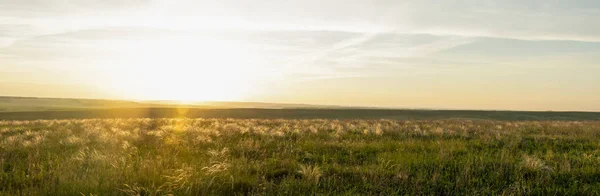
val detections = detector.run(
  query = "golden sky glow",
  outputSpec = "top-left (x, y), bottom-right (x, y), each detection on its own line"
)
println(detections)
top-left (101, 36), bottom-right (265, 101)
top-left (1, 0), bottom-right (600, 111)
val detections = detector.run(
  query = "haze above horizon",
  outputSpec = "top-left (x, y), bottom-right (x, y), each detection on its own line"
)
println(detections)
top-left (1, 0), bottom-right (599, 111)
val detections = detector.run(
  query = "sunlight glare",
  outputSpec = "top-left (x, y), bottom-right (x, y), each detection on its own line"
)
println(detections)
top-left (104, 35), bottom-right (265, 102)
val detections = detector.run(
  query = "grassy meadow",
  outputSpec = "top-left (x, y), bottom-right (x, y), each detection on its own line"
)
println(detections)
top-left (2, 118), bottom-right (600, 195)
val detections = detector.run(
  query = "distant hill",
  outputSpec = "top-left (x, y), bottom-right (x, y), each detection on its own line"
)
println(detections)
top-left (143, 100), bottom-right (362, 109)
top-left (0, 96), bottom-right (356, 112)
top-left (1, 107), bottom-right (599, 121)
top-left (0, 96), bottom-right (153, 112)
top-left (1, 97), bottom-right (599, 121)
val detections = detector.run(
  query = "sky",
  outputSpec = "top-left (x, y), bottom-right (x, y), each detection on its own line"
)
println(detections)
top-left (1, 0), bottom-right (599, 111)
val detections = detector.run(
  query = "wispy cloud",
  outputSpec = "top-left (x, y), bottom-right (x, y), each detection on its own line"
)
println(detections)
top-left (284, 33), bottom-right (378, 74)
top-left (2, 0), bottom-right (600, 48)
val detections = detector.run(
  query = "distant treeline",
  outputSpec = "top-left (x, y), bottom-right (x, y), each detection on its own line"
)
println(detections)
top-left (0, 108), bottom-right (599, 121)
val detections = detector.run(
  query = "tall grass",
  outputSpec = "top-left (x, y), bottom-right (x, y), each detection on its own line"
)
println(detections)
top-left (1, 119), bottom-right (600, 195)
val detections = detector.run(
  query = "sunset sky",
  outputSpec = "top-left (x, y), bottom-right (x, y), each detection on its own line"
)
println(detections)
top-left (1, 0), bottom-right (599, 111)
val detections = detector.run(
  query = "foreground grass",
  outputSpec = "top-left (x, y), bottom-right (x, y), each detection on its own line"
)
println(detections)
top-left (1, 119), bottom-right (600, 195)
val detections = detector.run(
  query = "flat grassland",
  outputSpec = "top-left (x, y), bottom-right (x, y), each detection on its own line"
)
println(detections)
top-left (2, 108), bottom-right (600, 121)
top-left (2, 118), bottom-right (600, 195)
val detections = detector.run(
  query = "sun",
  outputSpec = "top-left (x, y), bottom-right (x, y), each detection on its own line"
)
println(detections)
top-left (103, 35), bottom-right (265, 102)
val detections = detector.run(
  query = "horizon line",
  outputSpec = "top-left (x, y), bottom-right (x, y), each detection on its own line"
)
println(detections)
top-left (1, 95), bottom-right (599, 113)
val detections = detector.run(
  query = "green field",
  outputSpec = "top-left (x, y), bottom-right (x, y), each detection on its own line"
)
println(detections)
top-left (2, 108), bottom-right (600, 121)
top-left (2, 118), bottom-right (600, 195)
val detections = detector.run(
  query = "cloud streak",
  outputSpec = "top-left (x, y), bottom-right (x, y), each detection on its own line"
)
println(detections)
top-left (1, 0), bottom-right (600, 48)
